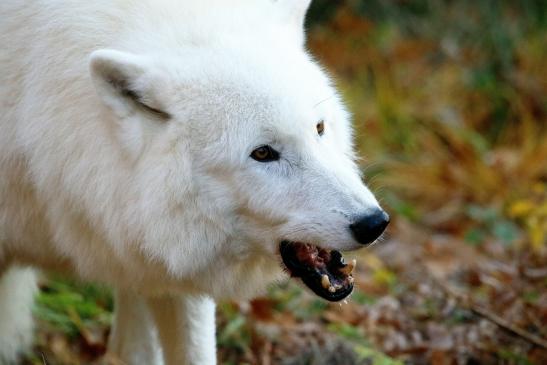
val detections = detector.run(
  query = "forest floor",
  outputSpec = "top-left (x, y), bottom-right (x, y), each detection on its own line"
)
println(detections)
top-left (24, 219), bottom-right (547, 365)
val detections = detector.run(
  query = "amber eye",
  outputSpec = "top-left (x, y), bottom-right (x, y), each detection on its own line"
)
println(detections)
top-left (250, 145), bottom-right (280, 162)
top-left (316, 120), bottom-right (325, 136)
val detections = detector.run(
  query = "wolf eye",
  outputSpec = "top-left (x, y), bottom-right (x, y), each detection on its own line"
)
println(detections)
top-left (250, 145), bottom-right (279, 162)
top-left (316, 120), bottom-right (325, 136)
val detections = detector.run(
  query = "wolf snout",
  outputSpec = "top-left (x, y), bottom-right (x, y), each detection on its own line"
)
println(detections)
top-left (349, 209), bottom-right (390, 245)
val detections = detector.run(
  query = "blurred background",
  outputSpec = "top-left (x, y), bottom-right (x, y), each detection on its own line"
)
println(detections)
top-left (25, 1), bottom-right (546, 364)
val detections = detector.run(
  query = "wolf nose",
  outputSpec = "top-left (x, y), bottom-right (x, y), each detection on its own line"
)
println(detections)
top-left (350, 209), bottom-right (390, 245)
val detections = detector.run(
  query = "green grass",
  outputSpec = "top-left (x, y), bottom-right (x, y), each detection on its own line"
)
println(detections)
top-left (33, 277), bottom-right (112, 337)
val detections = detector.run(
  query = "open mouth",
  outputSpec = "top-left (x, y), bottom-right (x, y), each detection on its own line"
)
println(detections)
top-left (279, 241), bottom-right (355, 302)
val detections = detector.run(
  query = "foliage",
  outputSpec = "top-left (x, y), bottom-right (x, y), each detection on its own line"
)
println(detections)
top-left (34, 277), bottom-right (112, 337)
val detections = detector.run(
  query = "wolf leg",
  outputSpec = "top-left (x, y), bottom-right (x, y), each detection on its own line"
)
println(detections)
top-left (0, 266), bottom-right (37, 365)
top-left (106, 289), bottom-right (162, 365)
top-left (147, 294), bottom-right (216, 365)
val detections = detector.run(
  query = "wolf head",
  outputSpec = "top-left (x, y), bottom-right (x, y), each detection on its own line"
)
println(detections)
top-left (88, 0), bottom-right (388, 300)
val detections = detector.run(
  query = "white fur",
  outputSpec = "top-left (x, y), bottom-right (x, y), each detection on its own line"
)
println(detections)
top-left (107, 290), bottom-right (163, 364)
top-left (0, 268), bottom-right (36, 364)
top-left (0, 0), bottom-right (382, 363)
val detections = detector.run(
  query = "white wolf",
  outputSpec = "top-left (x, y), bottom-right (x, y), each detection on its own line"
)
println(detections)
top-left (0, 0), bottom-right (389, 364)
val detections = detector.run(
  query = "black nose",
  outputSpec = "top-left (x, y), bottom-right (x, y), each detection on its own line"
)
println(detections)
top-left (350, 209), bottom-right (390, 245)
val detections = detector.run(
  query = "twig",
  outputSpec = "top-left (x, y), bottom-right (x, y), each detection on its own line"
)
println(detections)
top-left (470, 303), bottom-right (547, 350)
top-left (427, 270), bottom-right (547, 350)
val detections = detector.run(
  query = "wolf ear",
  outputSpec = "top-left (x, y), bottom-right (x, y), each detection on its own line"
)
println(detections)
top-left (89, 49), bottom-right (170, 120)
top-left (271, 0), bottom-right (312, 46)
top-left (273, 0), bottom-right (312, 27)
